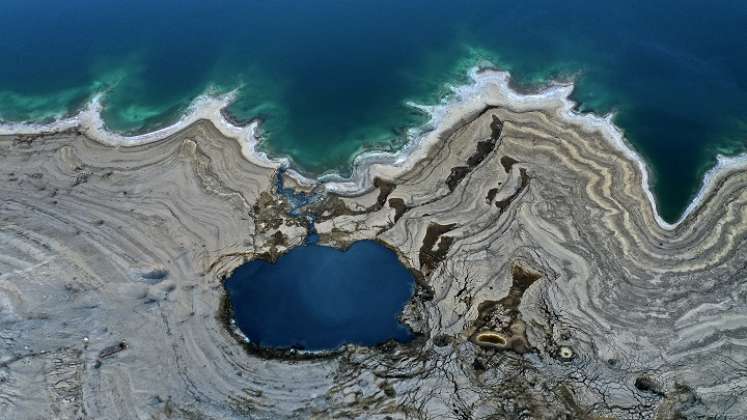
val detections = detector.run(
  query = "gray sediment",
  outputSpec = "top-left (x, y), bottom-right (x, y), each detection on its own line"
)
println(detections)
top-left (2, 88), bottom-right (747, 419)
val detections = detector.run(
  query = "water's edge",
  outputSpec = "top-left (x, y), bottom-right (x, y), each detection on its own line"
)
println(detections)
top-left (2, 66), bottom-right (744, 231)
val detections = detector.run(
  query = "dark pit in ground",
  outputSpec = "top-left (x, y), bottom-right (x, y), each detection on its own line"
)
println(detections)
top-left (224, 240), bottom-right (415, 351)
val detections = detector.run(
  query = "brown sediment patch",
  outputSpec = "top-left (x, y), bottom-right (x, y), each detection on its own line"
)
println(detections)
top-left (470, 263), bottom-right (542, 354)
top-left (387, 197), bottom-right (409, 222)
top-left (445, 115), bottom-right (503, 191)
top-left (494, 168), bottom-right (530, 213)
top-left (373, 177), bottom-right (396, 207)
top-left (475, 263), bottom-right (542, 326)
top-left (445, 166), bottom-right (470, 191)
top-left (253, 191), bottom-right (291, 230)
top-left (485, 187), bottom-right (498, 203)
top-left (306, 195), bottom-right (352, 220)
top-left (501, 264), bottom-right (542, 315)
top-left (306, 177), bottom-right (398, 222)
top-left (419, 222), bottom-right (457, 275)
top-left (500, 155), bottom-right (518, 173)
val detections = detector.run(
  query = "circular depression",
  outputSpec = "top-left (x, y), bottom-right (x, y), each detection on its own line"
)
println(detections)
top-left (224, 240), bottom-right (415, 351)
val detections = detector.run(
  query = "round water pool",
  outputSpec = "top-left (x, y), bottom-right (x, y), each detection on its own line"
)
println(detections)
top-left (224, 240), bottom-right (415, 351)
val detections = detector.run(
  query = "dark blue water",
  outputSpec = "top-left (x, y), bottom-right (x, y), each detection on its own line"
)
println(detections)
top-left (1, 0), bottom-right (746, 222)
top-left (224, 240), bottom-right (415, 350)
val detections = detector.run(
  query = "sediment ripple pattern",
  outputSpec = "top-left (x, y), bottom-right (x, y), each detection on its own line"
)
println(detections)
top-left (2, 96), bottom-right (747, 418)
top-left (0, 123), bottom-right (320, 419)
top-left (317, 106), bottom-right (747, 419)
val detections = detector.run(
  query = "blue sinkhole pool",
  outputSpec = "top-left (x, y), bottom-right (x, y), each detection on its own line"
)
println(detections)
top-left (224, 240), bottom-right (416, 351)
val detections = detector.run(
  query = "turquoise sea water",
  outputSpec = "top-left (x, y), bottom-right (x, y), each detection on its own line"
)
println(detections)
top-left (1, 0), bottom-right (746, 222)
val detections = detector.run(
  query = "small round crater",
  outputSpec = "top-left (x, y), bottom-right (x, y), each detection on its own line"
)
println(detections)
top-left (474, 331), bottom-right (508, 348)
top-left (432, 334), bottom-right (452, 347)
top-left (634, 375), bottom-right (663, 396)
top-left (558, 345), bottom-right (575, 361)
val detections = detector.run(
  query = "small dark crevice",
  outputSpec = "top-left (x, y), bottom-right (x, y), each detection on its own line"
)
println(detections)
top-left (500, 156), bottom-right (518, 173)
top-left (94, 341), bottom-right (128, 368)
top-left (634, 376), bottom-right (665, 397)
top-left (485, 188), bottom-right (498, 203)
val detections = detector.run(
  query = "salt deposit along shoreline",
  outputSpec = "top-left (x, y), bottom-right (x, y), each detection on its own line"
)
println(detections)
top-left (3, 64), bottom-right (747, 417)
top-left (2, 66), bottom-right (745, 230)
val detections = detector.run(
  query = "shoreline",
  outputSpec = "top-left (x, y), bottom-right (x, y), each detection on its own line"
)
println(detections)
top-left (4, 62), bottom-right (747, 419)
top-left (1, 66), bottom-right (745, 230)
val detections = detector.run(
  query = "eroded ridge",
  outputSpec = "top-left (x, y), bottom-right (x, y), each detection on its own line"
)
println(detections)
top-left (2, 105), bottom-right (747, 419)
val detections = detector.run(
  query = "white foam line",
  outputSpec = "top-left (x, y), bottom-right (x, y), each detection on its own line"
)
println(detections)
top-left (0, 114), bottom-right (79, 135)
top-left (322, 67), bottom-right (747, 231)
top-left (0, 90), bottom-right (318, 187)
top-left (1, 68), bottom-right (745, 230)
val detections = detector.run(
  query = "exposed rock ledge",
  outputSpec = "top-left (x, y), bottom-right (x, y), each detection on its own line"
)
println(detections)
top-left (2, 104), bottom-right (747, 419)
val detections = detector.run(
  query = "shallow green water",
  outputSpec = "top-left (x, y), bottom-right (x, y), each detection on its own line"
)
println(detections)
top-left (1, 0), bottom-right (746, 222)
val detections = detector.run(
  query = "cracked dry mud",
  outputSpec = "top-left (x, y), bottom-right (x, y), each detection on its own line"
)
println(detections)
top-left (2, 103), bottom-right (747, 419)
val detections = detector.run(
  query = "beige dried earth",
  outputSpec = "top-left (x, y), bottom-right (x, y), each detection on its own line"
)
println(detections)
top-left (2, 90), bottom-right (747, 419)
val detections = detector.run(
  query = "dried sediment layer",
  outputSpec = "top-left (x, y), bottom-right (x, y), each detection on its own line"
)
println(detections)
top-left (2, 99), bottom-right (747, 419)
top-left (317, 104), bottom-right (747, 418)
top-left (0, 122), bottom-right (311, 419)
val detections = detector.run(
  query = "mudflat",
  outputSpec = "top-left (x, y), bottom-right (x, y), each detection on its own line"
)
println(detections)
top-left (2, 88), bottom-right (747, 419)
